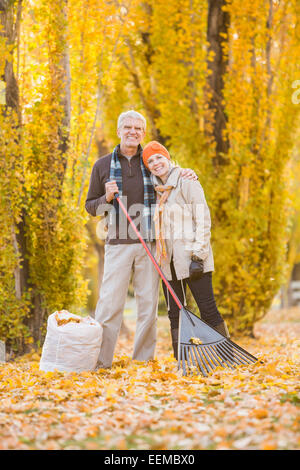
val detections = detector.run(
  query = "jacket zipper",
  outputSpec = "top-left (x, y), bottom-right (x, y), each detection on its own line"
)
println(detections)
top-left (128, 158), bottom-right (132, 176)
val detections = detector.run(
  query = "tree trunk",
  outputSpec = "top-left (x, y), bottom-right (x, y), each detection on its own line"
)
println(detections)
top-left (0, 1), bottom-right (28, 301)
top-left (206, 0), bottom-right (230, 167)
top-left (58, 0), bottom-right (71, 178)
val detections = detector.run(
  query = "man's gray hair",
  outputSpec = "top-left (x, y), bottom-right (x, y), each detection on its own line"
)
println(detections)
top-left (117, 110), bottom-right (146, 130)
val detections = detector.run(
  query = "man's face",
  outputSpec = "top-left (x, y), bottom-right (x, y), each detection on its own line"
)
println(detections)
top-left (117, 117), bottom-right (145, 150)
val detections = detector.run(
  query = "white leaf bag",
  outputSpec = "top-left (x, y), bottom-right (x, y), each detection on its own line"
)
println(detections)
top-left (39, 310), bottom-right (103, 373)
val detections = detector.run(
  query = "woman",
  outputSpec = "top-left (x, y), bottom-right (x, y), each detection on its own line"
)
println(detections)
top-left (142, 141), bottom-right (230, 359)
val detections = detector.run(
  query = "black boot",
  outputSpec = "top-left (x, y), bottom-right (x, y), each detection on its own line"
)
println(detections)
top-left (170, 328), bottom-right (179, 360)
top-left (214, 320), bottom-right (230, 338)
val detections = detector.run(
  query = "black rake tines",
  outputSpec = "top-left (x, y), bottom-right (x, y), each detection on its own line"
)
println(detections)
top-left (178, 308), bottom-right (258, 377)
top-left (179, 340), bottom-right (257, 377)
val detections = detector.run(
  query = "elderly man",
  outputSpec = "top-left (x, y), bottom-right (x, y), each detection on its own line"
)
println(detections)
top-left (85, 110), bottom-right (196, 369)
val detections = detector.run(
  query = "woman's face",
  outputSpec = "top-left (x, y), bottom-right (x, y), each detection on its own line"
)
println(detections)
top-left (147, 154), bottom-right (170, 179)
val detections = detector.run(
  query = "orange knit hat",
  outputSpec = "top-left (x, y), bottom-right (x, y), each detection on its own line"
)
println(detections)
top-left (142, 141), bottom-right (170, 168)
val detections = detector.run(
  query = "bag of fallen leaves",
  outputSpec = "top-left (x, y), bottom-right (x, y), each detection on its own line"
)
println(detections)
top-left (39, 310), bottom-right (103, 373)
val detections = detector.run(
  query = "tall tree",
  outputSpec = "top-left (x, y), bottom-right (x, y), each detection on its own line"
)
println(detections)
top-left (23, 0), bottom-right (72, 343)
top-left (0, 0), bottom-right (88, 352)
top-left (206, 0), bottom-right (300, 333)
top-left (0, 0), bottom-right (29, 351)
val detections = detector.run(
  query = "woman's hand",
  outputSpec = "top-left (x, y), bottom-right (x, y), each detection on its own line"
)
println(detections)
top-left (189, 256), bottom-right (204, 281)
top-left (181, 168), bottom-right (198, 180)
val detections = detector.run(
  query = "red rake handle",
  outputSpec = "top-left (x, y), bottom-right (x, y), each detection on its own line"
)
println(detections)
top-left (115, 194), bottom-right (183, 311)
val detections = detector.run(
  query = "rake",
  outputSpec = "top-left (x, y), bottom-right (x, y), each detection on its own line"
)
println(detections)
top-left (177, 307), bottom-right (258, 376)
top-left (115, 193), bottom-right (258, 376)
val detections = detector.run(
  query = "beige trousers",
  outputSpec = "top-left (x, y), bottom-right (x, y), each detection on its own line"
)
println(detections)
top-left (95, 243), bottom-right (160, 368)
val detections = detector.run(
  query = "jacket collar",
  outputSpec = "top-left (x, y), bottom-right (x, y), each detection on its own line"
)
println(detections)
top-left (117, 143), bottom-right (142, 159)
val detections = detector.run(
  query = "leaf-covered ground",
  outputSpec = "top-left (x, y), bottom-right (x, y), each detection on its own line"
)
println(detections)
top-left (0, 308), bottom-right (299, 450)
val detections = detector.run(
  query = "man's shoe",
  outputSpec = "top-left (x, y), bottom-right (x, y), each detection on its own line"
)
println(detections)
top-left (94, 362), bottom-right (111, 371)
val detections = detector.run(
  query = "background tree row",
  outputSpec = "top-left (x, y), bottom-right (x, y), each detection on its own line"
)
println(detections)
top-left (0, 0), bottom-right (300, 354)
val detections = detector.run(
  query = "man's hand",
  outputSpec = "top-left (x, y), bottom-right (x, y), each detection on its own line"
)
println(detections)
top-left (105, 180), bottom-right (119, 203)
top-left (181, 168), bottom-right (198, 180)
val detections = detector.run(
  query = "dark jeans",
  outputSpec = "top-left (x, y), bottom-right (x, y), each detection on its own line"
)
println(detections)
top-left (162, 259), bottom-right (223, 330)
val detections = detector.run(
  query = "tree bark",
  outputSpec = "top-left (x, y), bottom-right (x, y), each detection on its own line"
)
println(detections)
top-left (206, 0), bottom-right (230, 166)
top-left (0, 1), bottom-right (28, 300)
